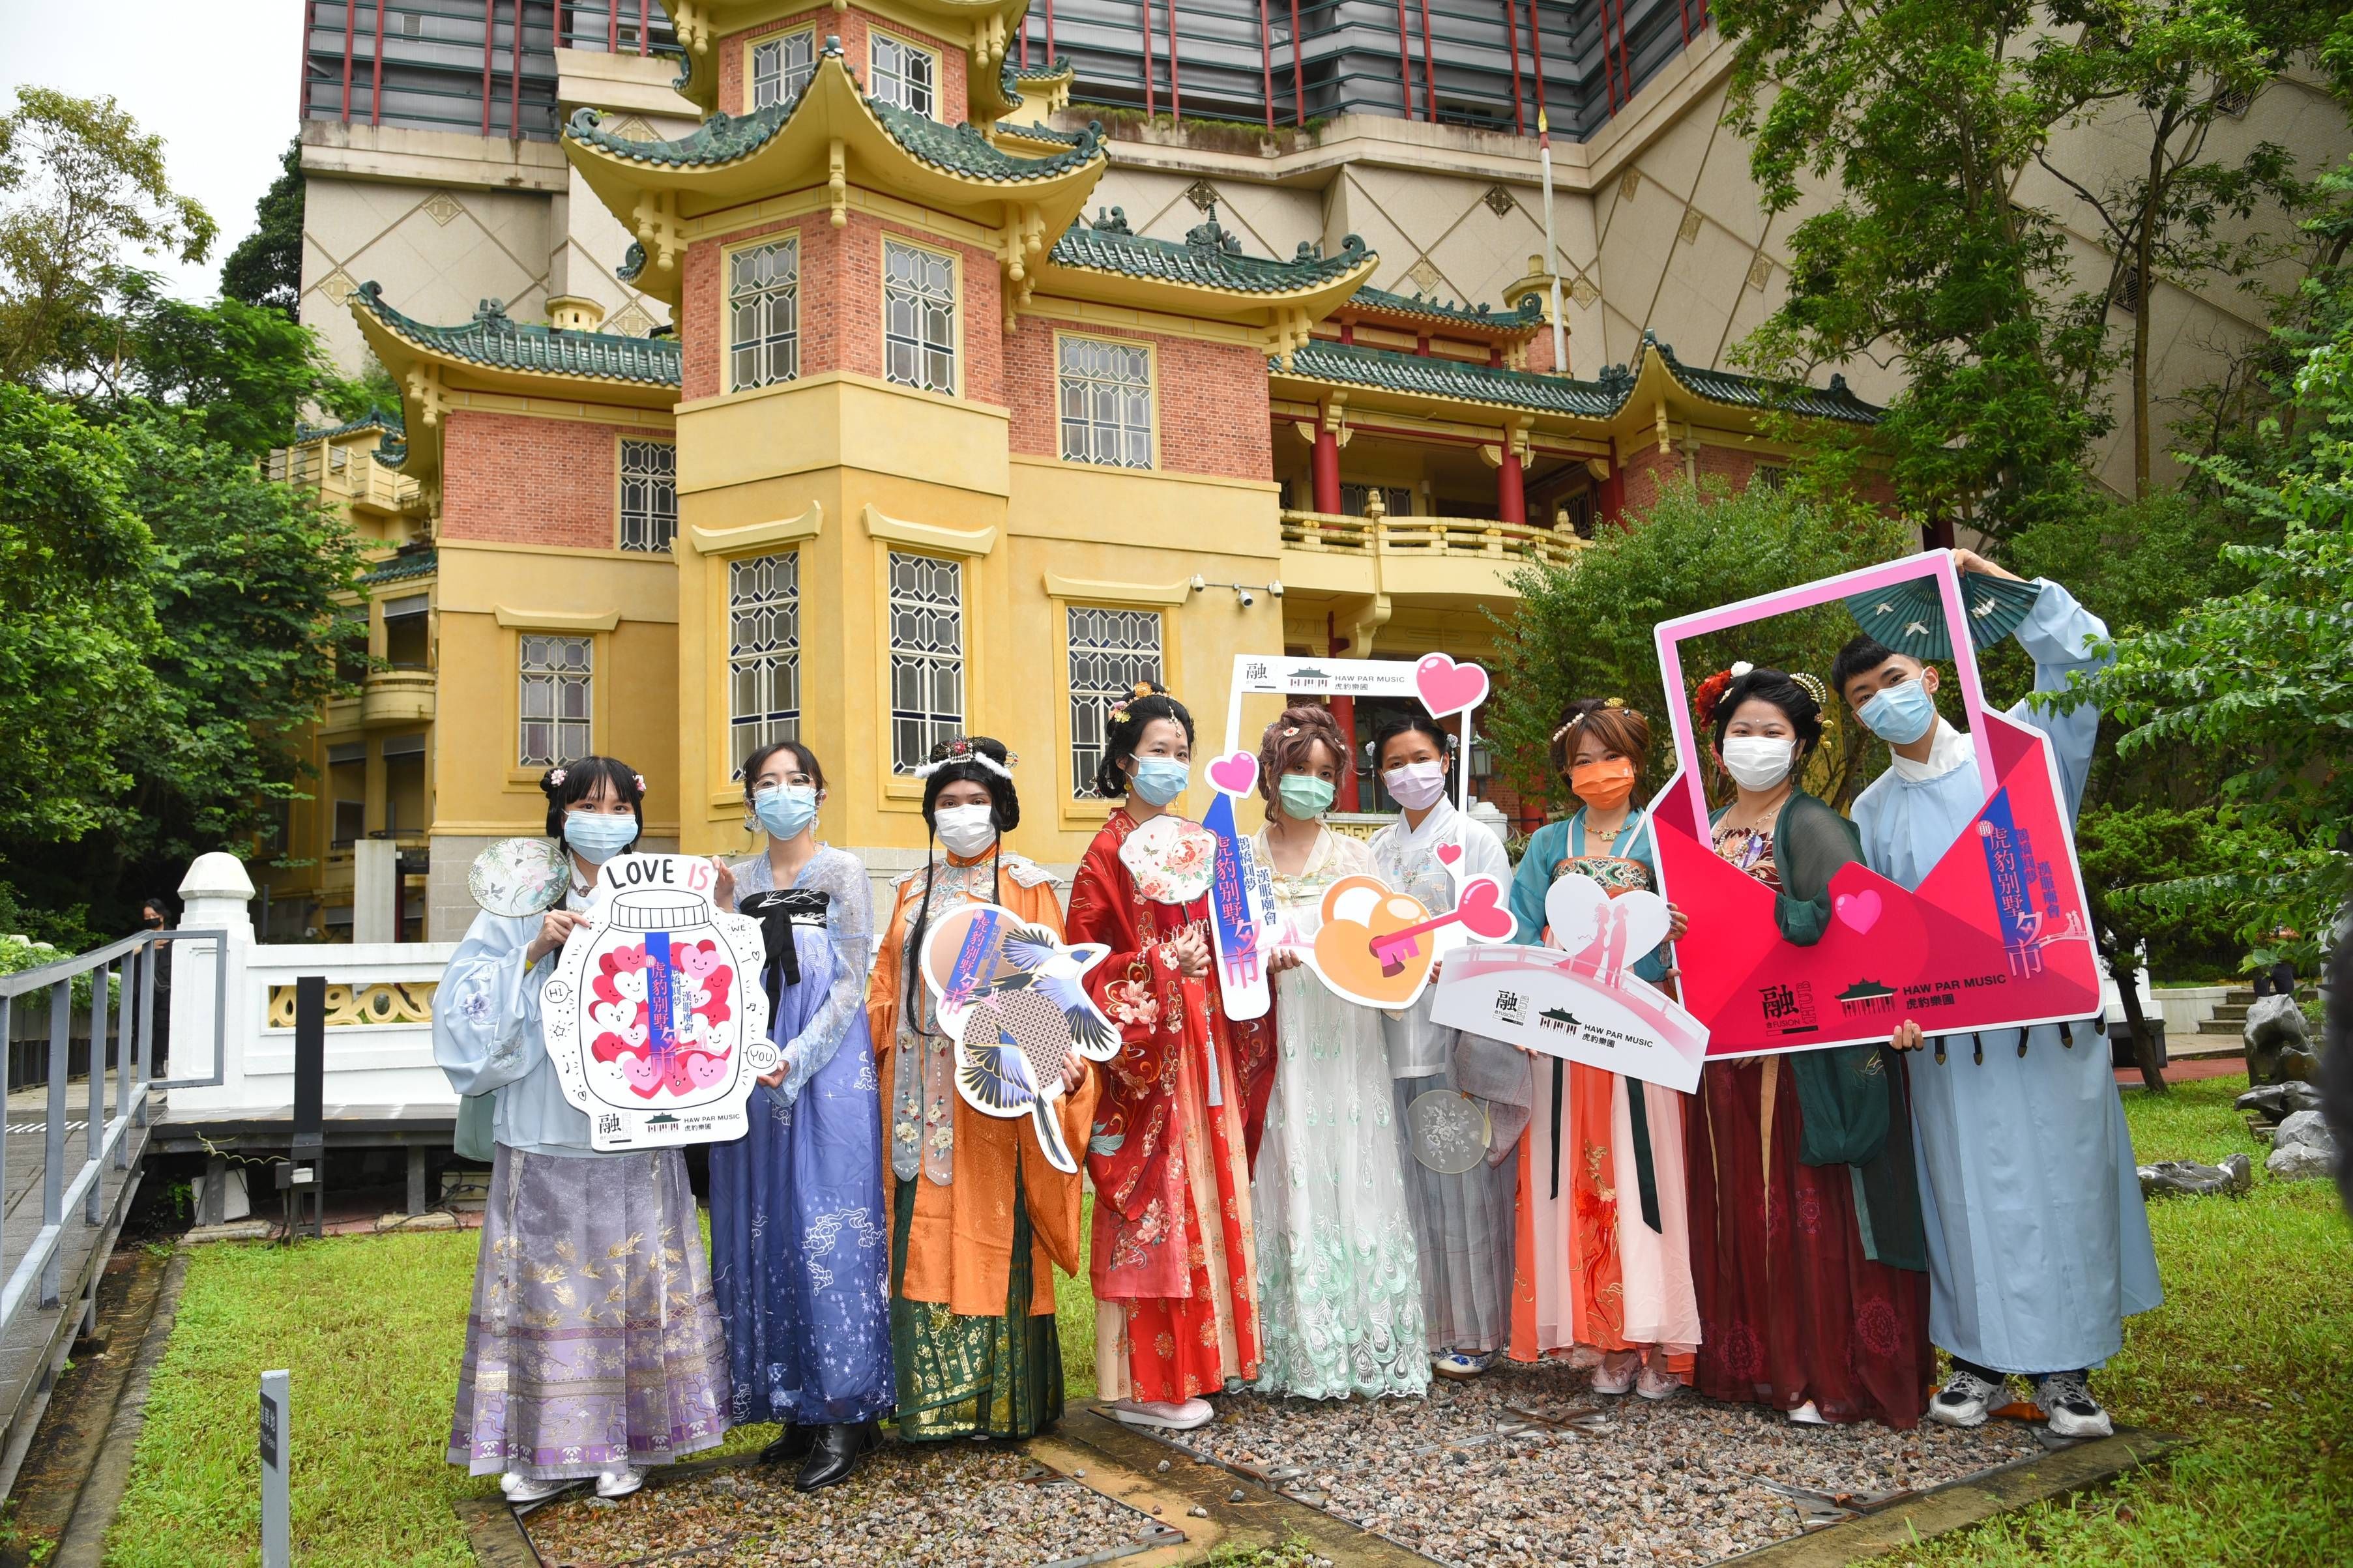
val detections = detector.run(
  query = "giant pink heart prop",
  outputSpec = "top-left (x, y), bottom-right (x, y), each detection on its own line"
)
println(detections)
top-left (1834, 889), bottom-right (1883, 935)
top-left (1543, 876), bottom-right (1671, 968)
top-left (1206, 751), bottom-right (1259, 797)
top-left (1414, 654), bottom-right (1490, 718)
top-left (1455, 876), bottom-right (1517, 940)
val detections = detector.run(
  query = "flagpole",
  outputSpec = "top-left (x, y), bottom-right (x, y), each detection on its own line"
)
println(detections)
top-left (1538, 108), bottom-right (1566, 373)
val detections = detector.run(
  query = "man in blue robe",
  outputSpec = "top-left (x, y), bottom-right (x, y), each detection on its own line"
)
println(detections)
top-left (1832, 550), bottom-right (2161, 1439)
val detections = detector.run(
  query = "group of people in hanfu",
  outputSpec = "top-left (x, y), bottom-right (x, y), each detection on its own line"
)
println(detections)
top-left (433, 548), bottom-right (2159, 1505)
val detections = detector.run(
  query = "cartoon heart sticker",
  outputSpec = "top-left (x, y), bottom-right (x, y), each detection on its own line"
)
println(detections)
top-left (1414, 654), bottom-right (1490, 718)
top-left (1834, 889), bottom-right (1883, 935)
top-left (1205, 751), bottom-right (1259, 797)
top-left (1435, 842), bottom-right (1463, 866)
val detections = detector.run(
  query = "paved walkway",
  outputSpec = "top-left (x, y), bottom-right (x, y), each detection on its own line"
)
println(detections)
top-left (2116, 1055), bottom-right (2244, 1086)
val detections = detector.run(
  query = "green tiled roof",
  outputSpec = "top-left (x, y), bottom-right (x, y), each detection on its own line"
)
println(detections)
top-left (295, 408), bottom-right (404, 443)
top-left (374, 436), bottom-right (408, 467)
top-left (1281, 340), bottom-right (1621, 415)
top-left (355, 283), bottom-right (682, 388)
top-left (1348, 285), bottom-right (1542, 330)
top-left (1051, 214), bottom-right (1371, 293)
top-left (1001, 54), bottom-right (1074, 94)
top-left (362, 547), bottom-right (437, 586)
top-left (1637, 333), bottom-right (1881, 424)
top-left (565, 40), bottom-right (1102, 184)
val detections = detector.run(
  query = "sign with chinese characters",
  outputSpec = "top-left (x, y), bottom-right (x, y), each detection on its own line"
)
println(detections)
top-left (1433, 873), bottom-right (1710, 1092)
top-left (1212, 652), bottom-right (1515, 1012)
top-left (919, 904), bottom-right (1120, 1174)
top-left (542, 854), bottom-right (778, 1151)
top-left (1651, 551), bottom-right (2103, 1058)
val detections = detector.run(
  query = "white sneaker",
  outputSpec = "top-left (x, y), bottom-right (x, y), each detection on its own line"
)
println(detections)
top-left (1431, 1351), bottom-right (1495, 1380)
top-left (1787, 1399), bottom-right (1830, 1426)
top-left (1928, 1368), bottom-right (2005, 1429)
top-left (1635, 1365), bottom-right (1680, 1401)
top-left (500, 1471), bottom-right (573, 1504)
top-left (1590, 1352), bottom-right (1641, 1397)
top-left (595, 1467), bottom-right (645, 1499)
top-left (1110, 1396), bottom-right (1215, 1431)
top-left (2035, 1372), bottom-right (2114, 1439)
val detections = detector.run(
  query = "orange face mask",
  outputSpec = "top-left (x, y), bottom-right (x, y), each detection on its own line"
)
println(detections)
top-left (1570, 757), bottom-right (1637, 811)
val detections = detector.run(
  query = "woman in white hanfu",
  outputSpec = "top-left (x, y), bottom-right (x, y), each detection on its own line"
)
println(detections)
top-left (1249, 704), bottom-right (1428, 1401)
top-left (1364, 710), bottom-right (1527, 1379)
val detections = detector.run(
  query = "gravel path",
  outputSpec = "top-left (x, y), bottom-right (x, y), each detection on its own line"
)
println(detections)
top-left (1157, 1362), bottom-right (2046, 1567)
top-left (523, 1443), bottom-right (1177, 1567)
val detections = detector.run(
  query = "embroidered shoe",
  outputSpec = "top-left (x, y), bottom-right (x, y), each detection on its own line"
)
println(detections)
top-left (1927, 1369), bottom-right (2005, 1429)
top-left (1635, 1364), bottom-right (1681, 1401)
top-left (1431, 1351), bottom-right (1496, 1380)
top-left (1110, 1397), bottom-right (1215, 1431)
top-left (2034, 1372), bottom-right (2114, 1439)
top-left (595, 1467), bottom-right (645, 1500)
top-left (499, 1471), bottom-right (575, 1505)
top-left (1590, 1352), bottom-right (1641, 1397)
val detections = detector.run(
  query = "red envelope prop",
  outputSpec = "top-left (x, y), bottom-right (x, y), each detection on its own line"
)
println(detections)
top-left (1653, 551), bottom-right (2103, 1058)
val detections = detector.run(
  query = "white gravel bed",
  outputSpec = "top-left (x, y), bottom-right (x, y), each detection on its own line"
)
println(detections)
top-left (1158, 1361), bottom-right (2047, 1566)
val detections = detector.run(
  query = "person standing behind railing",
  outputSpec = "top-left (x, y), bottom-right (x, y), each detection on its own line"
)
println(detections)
top-left (433, 757), bottom-right (732, 1506)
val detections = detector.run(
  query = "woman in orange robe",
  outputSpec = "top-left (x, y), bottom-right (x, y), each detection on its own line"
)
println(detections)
top-left (867, 736), bottom-right (1099, 1442)
top-left (1068, 684), bottom-right (1268, 1432)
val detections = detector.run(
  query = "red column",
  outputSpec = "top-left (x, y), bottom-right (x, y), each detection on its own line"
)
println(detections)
top-left (1311, 424), bottom-right (1341, 513)
top-left (1596, 465), bottom-right (1628, 527)
top-left (1329, 625), bottom-right (1360, 810)
top-left (1498, 445), bottom-right (1527, 524)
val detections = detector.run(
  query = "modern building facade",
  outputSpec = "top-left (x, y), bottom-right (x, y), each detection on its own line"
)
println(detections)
top-left (267, 1), bottom-right (2339, 940)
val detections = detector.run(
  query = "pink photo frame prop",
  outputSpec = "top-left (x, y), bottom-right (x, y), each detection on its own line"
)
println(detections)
top-left (1652, 550), bottom-right (2103, 1058)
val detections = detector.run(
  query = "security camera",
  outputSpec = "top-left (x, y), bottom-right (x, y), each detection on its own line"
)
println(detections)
top-left (1190, 575), bottom-right (1207, 593)
top-left (1238, 588), bottom-right (1256, 607)
top-left (1268, 580), bottom-right (1285, 598)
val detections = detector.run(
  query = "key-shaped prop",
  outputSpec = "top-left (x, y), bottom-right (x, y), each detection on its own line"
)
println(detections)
top-left (1367, 875), bottom-right (1517, 973)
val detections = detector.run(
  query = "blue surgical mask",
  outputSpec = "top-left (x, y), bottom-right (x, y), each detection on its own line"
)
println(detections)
top-left (1858, 679), bottom-right (1937, 746)
top-left (563, 810), bottom-right (637, 864)
top-left (1277, 774), bottom-right (1336, 820)
top-left (753, 783), bottom-right (819, 841)
top-left (1128, 755), bottom-right (1190, 807)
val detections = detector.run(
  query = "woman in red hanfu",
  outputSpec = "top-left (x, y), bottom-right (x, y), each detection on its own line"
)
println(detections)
top-left (1066, 682), bottom-right (1272, 1432)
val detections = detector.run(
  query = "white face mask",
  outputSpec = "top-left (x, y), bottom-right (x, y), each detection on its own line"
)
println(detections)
top-left (934, 804), bottom-right (998, 858)
top-left (1721, 735), bottom-right (1797, 791)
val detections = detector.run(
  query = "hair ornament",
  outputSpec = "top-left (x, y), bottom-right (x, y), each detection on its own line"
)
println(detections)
top-left (1105, 682), bottom-right (1156, 721)
top-left (910, 736), bottom-right (1017, 779)
top-left (546, 767), bottom-right (567, 787)
top-left (1281, 725), bottom-right (1300, 737)
top-left (633, 773), bottom-right (647, 792)
top-left (1731, 660), bottom-right (1755, 678)
top-left (1693, 668), bottom-right (1738, 728)
top-left (1790, 672), bottom-right (1830, 710)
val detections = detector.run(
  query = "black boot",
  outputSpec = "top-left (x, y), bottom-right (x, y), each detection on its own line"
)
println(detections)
top-left (759, 1423), bottom-right (814, 1466)
top-left (793, 1420), bottom-right (878, 1492)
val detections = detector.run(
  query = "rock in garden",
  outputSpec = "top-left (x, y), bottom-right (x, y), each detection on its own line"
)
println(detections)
top-left (2235, 1082), bottom-right (2324, 1122)
top-left (2137, 1155), bottom-right (2253, 1197)
top-left (2245, 995), bottom-right (2318, 1084)
top-left (2274, 1110), bottom-right (2337, 1152)
top-left (2266, 1140), bottom-right (2336, 1181)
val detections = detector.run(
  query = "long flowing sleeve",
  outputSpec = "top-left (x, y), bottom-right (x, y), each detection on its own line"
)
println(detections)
top-left (868, 877), bottom-right (911, 1060)
top-left (773, 848), bottom-right (876, 1106)
top-left (433, 909), bottom-right (549, 1096)
top-left (1769, 794), bottom-right (1864, 948)
top-left (1510, 820), bottom-right (1571, 940)
top-left (2005, 577), bottom-right (2109, 822)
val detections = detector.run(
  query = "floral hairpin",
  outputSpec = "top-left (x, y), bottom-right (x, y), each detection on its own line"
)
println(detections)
top-left (1105, 681), bottom-right (1156, 722)
top-left (633, 772), bottom-right (648, 792)
top-left (547, 766), bottom-right (567, 787)
top-left (911, 736), bottom-right (1018, 779)
top-left (1693, 667), bottom-right (1739, 727)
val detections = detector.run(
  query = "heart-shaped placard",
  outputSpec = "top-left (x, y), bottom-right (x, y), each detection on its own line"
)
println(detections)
top-left (1414, 653), bottom-right (1490, 718)
top-left (1543, 875), bottom-right (1671, 973)
top-left (1834, 889), bottom-right (1883, 935)
top-left (1205, 751), bottom-right (1259, 797)
top-left (1455, 876), bottom-right (1517, 940)
top-left (1435, 841), bottom-right (1463, 866)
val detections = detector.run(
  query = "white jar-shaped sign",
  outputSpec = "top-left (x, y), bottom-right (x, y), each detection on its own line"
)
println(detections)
top-left (543, 854), bottom-right (777, 1150)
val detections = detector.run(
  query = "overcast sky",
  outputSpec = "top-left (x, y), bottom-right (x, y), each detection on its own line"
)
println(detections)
top-left (0, 1), bottom-right (299, 301)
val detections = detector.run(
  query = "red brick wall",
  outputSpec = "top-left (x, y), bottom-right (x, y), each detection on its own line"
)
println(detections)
top-left (1617, 441), bottom-right (1683, 515)
top-left (682, 212), bottom-right (1004, 403)
top-left (718, 9), bottom-right (967, 119)
top-left (441, 411), bottom-right (629, 549)
top-left (1004, 319), bottom-right (1270, 480)
top-left (1521, 324), bottom-right (1562, 375)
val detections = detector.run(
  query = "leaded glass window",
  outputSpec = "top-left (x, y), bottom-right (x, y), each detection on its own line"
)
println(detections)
top-left (729, 239), bottom-right (798, 390)
top-left (870, 35), bottom-right (935, 118)
top-left (888, 551), bottom-right (963, 773)
top-left (729, 551), bottom-right (800, 768)
top-left (1067, 607), bottom-right (1163, 794)
top-left (750, 30), bottom-right (815, 109)
top-left (883, 240), bottom-right (956, 394)
top-left (519, 634), bottom-right (592, 768)
top-left (1058, 337), bottom-right (1153, 468)
top-left (618, 439), bottom-right (676, 552)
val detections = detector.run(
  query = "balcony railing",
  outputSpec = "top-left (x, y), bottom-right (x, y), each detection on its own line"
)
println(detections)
top-left (268, 446), bottom-right (424, 515)
top-left (359, 668), bottom-right (436, 729)
top-left (1280, 509), bottom-right (1587, 570)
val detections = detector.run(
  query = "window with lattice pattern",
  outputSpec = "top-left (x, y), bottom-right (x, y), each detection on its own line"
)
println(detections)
top-left (888, 551), bottom-right (963, 773)
top-left (729, 551), bottom-right (800, 770)
top-left (519, 634), bottom-right (592, 768)
top-left (883, 241), bottom-right (956, 394)
top-left (1067, 607), bottom-right (1163, 794)
top-left (730, 239), bottom-right (799, 390)
top-left (871, 35), bottom-right (935, 117)
top-left (1058, 338), bottom-right (1152, 468)
top-left (619, 439), bottom-right (676, 552)
top-left (751, 30), bottom-right (816, 109)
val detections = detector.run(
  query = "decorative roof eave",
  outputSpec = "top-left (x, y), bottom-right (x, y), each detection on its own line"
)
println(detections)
top-left (564, 49), bottom-right (1107, 305)
top-left (1626, 331), bottom-right (1883, 428)
top-left (1340, 285), bottom-right (1543, 341)
top-left (293, 408), bottom-right (405, 444)
top-left (993, 55), bottom-right (1074, 123)
top-left (1032, 224), bottom-right (1379, 340)
top-left (668, 0), bottom-right (1036, 116)
top-left (1271, 341), bottom-right (1622, 431)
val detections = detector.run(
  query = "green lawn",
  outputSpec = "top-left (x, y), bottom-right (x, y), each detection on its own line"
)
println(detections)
top-left (106, 1080), bottom-right (2351, 1566)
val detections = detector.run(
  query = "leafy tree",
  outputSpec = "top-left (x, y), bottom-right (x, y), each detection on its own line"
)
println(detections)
top-left (219, 138), bottom-right (303, 320)
top-left (0, 88), bottom-right (214, 387)
top-left (103, 271), bottom-right (355, 456)
top-left (1486, 480), bottom-right (1913, 813)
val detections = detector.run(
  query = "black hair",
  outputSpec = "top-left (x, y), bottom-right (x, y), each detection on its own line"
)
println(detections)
top-left (739, 739), bottom-right (828, 799)
top-left (1710, 668), bottom-right (1824, 759)
top-left (1370, 710), bottom-right (1454, 776)
top-left (1831, 635), bottom-right (1906, 703)
top-left (540, 755), bottom-right (646, 847)
top-left (904, 736), bottom-right (1017, 1013)
top-left (1090, 682), bottom-right (1195, 799)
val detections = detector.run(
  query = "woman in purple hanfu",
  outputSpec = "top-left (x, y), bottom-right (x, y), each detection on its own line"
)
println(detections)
top-left (709, 739), bottom-right (894, 1492)
top-left (434, 757), bottom-right (731, 1506)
